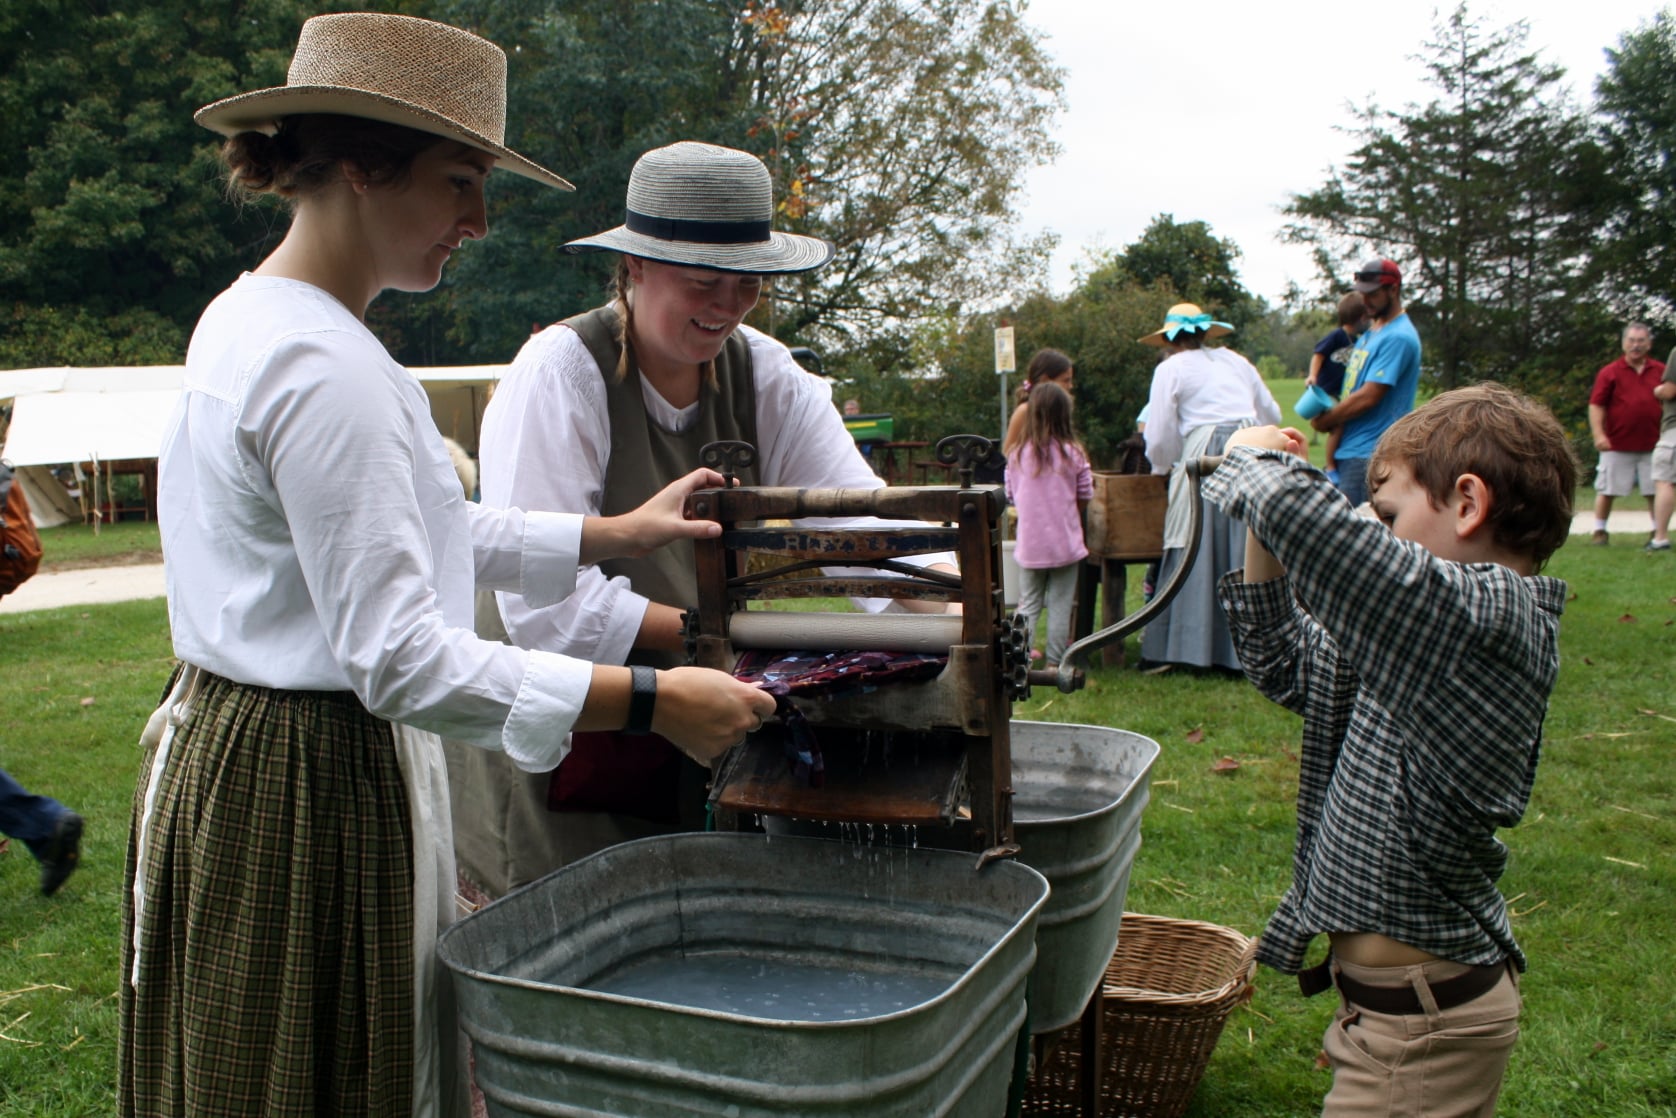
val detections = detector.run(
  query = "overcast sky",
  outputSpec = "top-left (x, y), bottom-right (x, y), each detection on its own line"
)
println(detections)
top-left (1014, 0), bottom-right (1666, 305)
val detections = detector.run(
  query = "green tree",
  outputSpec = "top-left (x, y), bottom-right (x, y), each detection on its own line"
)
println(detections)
top-left (1110, 215), bottom-right (1259, 331)
top-left (0, 0), bottom-right (1061, 379)
top-left (745, 1), bottom-right (1062, 353)
top-left (862, 262), bottom-right (1186, 471)
top-left (0, 0), bottom-right (416, 366)
top-left (1282, 4), bottom-right (1597, 391)
top-left (429, 0), bottom-right (1063, 368)
top-left (1240, 304), bottom-right (1329, 378)
top-left (419, 0), bottom-right (755, 362)
top-left (0, 305), bottom-right (184, 368)
top-left (1591, 9), bottom-right (1676, 322)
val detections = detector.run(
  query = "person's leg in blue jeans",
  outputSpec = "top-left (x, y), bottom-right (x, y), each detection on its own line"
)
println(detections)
top-left (0, 767), bottom-right (83, 895)
top-left (1336, 458), bottom-right (1370, 507)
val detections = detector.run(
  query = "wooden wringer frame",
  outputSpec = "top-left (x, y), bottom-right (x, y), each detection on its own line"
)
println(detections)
top-left (683, 435), bottom-right (1071, 859)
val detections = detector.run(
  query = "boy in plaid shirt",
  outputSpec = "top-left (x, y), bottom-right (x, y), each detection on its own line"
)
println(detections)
top-left (1203, 383), bottom-right (1576, 1116)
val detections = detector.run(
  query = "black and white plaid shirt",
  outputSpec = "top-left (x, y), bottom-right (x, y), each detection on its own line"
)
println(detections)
top-left (1204, 448), bottom-right (1566, 974)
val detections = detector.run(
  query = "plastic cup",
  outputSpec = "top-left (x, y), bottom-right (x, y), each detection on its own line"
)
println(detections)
top-left (1294, 383), bottom-right (1334, 420)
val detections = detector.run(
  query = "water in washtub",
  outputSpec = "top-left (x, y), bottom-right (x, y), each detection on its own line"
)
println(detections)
top-left (587, 820), bottom-right (944, 1022)
top-left (588, 951), bottom-right (952, 1022)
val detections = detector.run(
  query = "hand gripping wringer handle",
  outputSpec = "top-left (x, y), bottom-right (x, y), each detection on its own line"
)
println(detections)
top-left (1051, 455), bottom-right (1224, 690)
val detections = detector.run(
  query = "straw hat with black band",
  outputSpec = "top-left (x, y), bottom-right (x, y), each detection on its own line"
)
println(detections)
top-left (195, 12), bottom-right (572, 191)
top-left (565, 142), bottom-right (833, 274)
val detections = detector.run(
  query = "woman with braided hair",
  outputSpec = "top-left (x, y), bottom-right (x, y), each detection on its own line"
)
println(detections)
top-left (450, 141), bottom-right (955, 899)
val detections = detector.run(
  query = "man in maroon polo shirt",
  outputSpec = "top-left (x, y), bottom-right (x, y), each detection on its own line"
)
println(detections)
top-left (1587, 322), bottom-right (1665, 545)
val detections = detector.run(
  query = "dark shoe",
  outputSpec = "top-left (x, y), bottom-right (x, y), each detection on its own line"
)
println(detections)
top-left (1590, 529), bottom-right (1609, 546)
top-left (1647, 539), bottom-right (1672, 552)
top-left (40, 812), bottom-right (83, 896)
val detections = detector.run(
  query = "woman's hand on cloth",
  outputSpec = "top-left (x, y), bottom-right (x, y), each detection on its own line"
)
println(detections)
top-left (1223, 425), bottom-right (1308, 459)
top-left (579, 467), bottom-right (727, 564)
top-left (654, 667), bottom-right (779, 766)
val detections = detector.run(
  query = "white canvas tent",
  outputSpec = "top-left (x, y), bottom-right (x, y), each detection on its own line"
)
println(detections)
top-left (2, 389), bottom-right (183, 467)
top-left (1, 364), bottom-right (505, 525)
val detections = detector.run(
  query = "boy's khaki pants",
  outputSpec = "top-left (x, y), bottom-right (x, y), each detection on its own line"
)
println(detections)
top-left (1322, 957), bottom-right (1520, 1117)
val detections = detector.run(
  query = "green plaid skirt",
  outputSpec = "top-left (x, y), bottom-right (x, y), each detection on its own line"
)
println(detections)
top-left (120, 670), bottom-right (415, 1117)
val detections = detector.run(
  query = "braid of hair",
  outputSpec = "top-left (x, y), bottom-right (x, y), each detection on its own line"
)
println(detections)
top-left (611, 258), bottom-right (634, 380)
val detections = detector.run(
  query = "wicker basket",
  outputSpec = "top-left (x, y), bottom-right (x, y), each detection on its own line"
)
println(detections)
top-left (1023, 913), bottom-right (1257, 1118)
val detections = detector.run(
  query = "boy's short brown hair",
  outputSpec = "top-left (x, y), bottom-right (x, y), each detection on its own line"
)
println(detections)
top-left (1337, 292), bottom-right (1367, 327)
top-left (1368, 382), bottom-right (1576, 569)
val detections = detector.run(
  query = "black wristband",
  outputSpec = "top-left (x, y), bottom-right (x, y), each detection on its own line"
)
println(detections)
top-left (625, 665), bottom-right (657, 735)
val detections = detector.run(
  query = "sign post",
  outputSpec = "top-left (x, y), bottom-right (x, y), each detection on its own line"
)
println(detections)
top-left (994, 325), bottom-right (1016, 447)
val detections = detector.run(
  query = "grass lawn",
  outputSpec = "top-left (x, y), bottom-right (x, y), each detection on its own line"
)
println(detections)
top-left (33, 521), bottom-right (162, 572)
top-left (3, 457), bottom-right (1672, 1113)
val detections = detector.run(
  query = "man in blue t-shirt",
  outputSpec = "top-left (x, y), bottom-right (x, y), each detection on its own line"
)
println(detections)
top-left (1309, 258), bottom-right (1422, 506)
top-left (1307, 292), bottom-right (1370, 484)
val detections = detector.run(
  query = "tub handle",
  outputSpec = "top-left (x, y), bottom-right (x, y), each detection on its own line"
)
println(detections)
top-left (976, 841), bottom-right (1022, 870)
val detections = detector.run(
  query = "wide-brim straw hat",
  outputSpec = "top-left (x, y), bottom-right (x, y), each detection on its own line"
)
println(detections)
top-left (565, 142), bottom-right (833, 274)
top-left (194, 12), bottom-right (572, 190)
top-left (1138, 302), bottom-right (1234, 347)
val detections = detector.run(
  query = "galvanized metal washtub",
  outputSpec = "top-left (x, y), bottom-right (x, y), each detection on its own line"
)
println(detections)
top-left (910, 722), bottom-right (1158, 1034)
top-left (1007, 722), bottom-right (1158, 1034)
top-left (765, 721), bottom-right (1158, 1036)
top-left (438, 832), bottom-right (1050, 1117)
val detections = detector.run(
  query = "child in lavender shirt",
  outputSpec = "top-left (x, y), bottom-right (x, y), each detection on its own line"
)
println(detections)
top-left (1005, 381), bottom-right (1093, 666)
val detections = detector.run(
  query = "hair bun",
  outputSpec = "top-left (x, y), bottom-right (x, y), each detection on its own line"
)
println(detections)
top-left (223, 130), bottom-right (288, 195)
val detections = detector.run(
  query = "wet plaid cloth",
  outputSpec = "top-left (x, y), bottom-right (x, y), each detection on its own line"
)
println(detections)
top-left (732, 649), bottom-right (947, 786)
top-left (1205, 448), bottom-right (1566, 974)
top-left (120, 671), bottom-right (415, 1117)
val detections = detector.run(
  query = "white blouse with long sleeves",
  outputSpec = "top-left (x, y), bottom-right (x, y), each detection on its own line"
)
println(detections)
top-left (480, 317), bottom-right (933, 663)
top-left (1144, 346), bottom-right (1282, 475)
top-left (160, 274), bottom-right (592, 772)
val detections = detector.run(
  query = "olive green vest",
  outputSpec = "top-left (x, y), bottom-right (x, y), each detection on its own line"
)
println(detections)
top-left (563, 305), bottom-right (759, 664)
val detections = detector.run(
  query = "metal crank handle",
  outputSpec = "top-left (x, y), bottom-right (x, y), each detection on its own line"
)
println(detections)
top-left (1053, 453), bottom-right (1223, 688)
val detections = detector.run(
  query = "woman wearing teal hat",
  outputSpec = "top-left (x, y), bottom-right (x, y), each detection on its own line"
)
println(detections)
top-left (1139, 303), bottom-right (1281, 670)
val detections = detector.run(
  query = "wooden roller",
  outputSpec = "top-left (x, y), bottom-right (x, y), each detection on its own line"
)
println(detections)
top-left (727, 611), bottom-right (964, 654)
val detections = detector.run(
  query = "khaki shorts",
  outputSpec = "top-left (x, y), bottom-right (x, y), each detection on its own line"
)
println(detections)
top-left (1595, 449), bottom-right (1654, 497)
top-left (1654, 432), bottom-right (1676, 485)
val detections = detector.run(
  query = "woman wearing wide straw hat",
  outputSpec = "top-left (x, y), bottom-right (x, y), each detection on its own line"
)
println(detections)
top-left (121, 18), bottom-right (773, 1118)
top-left (448, 141), bottom-right (955, 898)
top-left (1138, 303), bottom-right (1281, 671)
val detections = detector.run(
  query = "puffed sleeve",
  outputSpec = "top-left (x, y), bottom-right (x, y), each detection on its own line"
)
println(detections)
top-left (479, 325), bottom-right (652, 664)
top-left (242, 330), bottom-right (593, 769)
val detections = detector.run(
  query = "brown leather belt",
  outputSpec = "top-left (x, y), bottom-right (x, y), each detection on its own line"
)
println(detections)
top-left (1300, 958), bottom-right (1508, 1015)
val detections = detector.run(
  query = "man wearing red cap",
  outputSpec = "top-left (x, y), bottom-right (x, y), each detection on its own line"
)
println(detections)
top-left (1308, 259), bottom-right (1422, 506)
top-left (1586, 323), bottom-right (1664, 546)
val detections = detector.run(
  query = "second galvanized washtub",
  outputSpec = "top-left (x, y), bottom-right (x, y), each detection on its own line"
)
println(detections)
top-left (438, 832), bottom-right (1049, 1117)
top-left (1008, 722), bottom-right (1158, 1034)
top-left (912, 722), bottom-right (1157, 1033)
